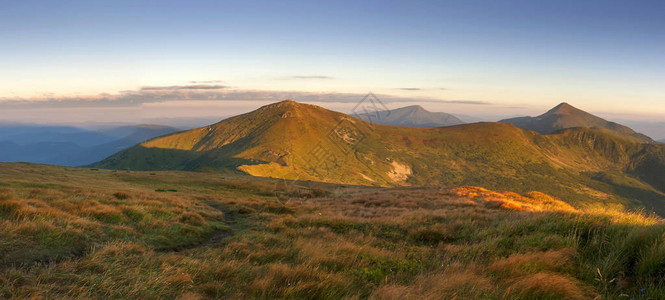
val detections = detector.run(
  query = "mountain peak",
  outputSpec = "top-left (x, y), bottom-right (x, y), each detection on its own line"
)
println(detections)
top-left (500, 102), bottom-right (653, 143)
top-left (272, 99), bottom-right (298, 107)
top-left (257, 99), bottom-right (307, 113)
top-left (402, 105), bottom-right (427, 112)
top-left (356, 104), bottom-right (464, 127)
top-left (546, 102), bottom-right (581, 115)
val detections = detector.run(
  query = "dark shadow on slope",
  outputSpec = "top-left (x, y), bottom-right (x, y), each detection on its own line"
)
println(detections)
top-left (629, 145), bottom-right (665, 194)
top-left (93, 145), bottom-right (268, 173)
top-left (614, 185), bottom-right (665, 217)
top-left (592, 172), bottom-right (665, 217)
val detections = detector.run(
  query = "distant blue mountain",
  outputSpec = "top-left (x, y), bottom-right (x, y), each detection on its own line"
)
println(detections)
top-left (355, 105), bottom-right (465, 127)
top-left (0, 124), bottom-right (178, 166)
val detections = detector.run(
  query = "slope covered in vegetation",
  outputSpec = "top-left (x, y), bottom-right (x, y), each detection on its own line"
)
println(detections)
top-left (95, 100), bottom-right (665, 215)
top-left (2, 163), bottom-right (665, 299)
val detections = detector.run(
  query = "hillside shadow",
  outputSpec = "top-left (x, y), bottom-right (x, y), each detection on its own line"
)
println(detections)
top-left (611, 184), bottom-right (665, 217)
top-left (96, 145), bottom-right (263, 173)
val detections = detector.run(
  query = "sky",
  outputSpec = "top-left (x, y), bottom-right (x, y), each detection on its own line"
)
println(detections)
top-left (0, 0), bottom-right (664, 127)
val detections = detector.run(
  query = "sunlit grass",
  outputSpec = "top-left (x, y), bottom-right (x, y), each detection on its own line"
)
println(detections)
top-left (1, 163), bottom-right (665, 299)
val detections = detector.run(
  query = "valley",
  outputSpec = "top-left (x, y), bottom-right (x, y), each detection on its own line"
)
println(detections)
top-left (0, 125), bottom-right (179, 167)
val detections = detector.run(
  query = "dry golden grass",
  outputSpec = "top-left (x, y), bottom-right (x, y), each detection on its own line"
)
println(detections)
top-left (1, 163), bottom-right (665, 299)
top-left (505, 272), bottom-right (593, 299)
top-left (446, 186), bottom-right (577, 212)
top-left (371, 264), bottom-right (494, 299)
top-left (489, 248), bottom-right (576, 279)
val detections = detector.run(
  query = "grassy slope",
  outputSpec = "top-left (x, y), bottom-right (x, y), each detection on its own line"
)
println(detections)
top-left (3, 163), bottom-right (665, 299)
top-left (95, 100), bottom-right (665, 215)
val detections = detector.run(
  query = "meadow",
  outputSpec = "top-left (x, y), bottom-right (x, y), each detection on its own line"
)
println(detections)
top-left (2, 163), bottom-right (665, 299)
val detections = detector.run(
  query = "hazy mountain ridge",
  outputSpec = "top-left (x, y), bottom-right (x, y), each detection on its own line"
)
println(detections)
top-left (500, 102), bottom-right (654, 143)
top-left (614, 120), bottom-right (665, 142)
top-left (96, 100), bottom-right (665, 215)
top-left (356, 105), bottom-right (465, 127)
top-left (0, 125), bottom-right (114, 147)
top-left (0, 124), bottom-right (178, 166)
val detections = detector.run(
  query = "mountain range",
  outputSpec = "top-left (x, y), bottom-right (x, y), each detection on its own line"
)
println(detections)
top-left (500, 102), bottom-right (654, 143)
top-left (96, 100), bottom-right (665, 215)
top-left (0, 124), bottom-right (178, 166)
top-left (355, 105), bottom-right (465, 127)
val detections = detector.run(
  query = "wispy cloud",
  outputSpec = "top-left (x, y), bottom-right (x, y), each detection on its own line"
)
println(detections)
top-left (443, 100), bottom-right (489, 105)
top-left (188, 80), bottom-right (224, 84)
top-left (140, 85), bottom-right (227, 91)
top-left (0, 85), bottom-right (489, 108)
top-left (394, 87), bottom-right (448, 91)
top-left (286, 75), bottom-right (333, 80)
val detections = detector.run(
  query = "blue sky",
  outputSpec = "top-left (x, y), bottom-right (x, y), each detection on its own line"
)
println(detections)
top-left (0, 0), bottom-right (664, 124)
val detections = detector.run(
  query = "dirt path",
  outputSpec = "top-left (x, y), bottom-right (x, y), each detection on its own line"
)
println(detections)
top-left (163, 202), bottom-right (240, 252)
